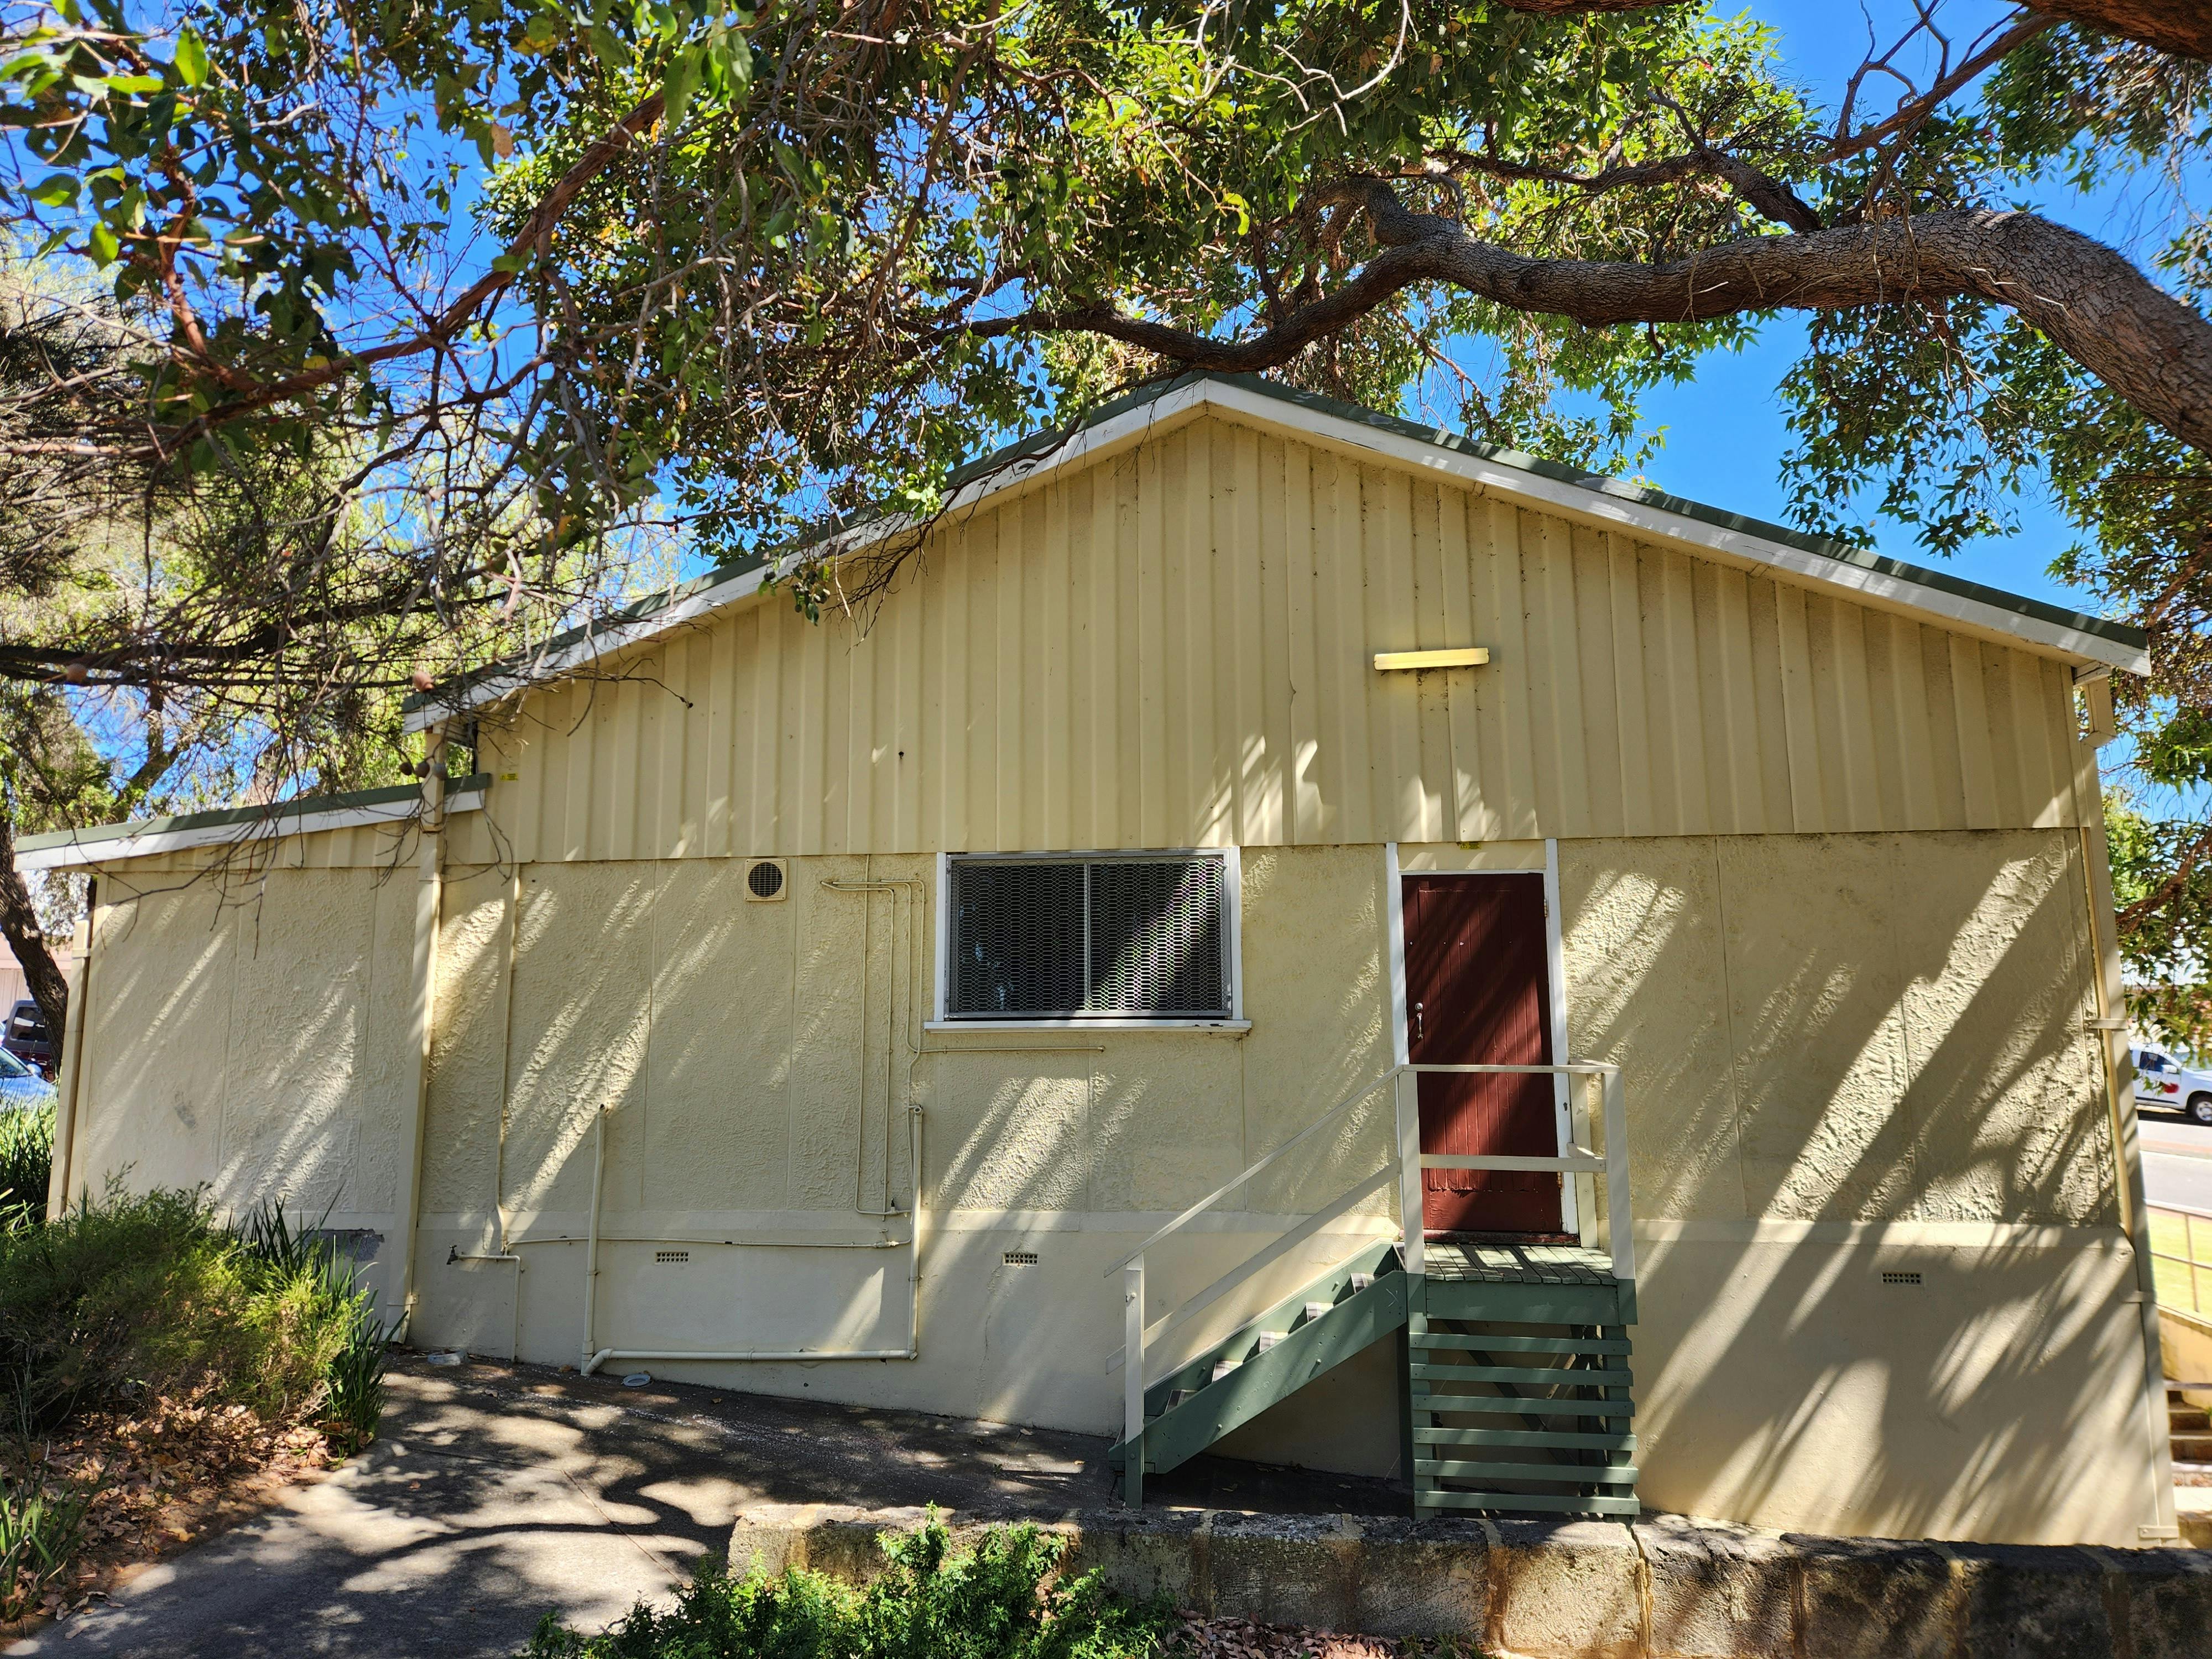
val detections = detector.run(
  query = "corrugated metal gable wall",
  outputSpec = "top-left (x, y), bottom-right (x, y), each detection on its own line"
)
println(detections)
top-left (460, 414), bottom-right (2091, 863)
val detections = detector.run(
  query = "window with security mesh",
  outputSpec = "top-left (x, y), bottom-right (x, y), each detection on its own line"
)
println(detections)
top-left (946, 855), bottom-right (1231, 1019)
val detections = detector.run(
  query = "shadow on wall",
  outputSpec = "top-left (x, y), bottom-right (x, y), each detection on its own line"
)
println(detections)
top-left (81, 874), bottom-right (409, 1231)
top-left (1564, 830), bottom-right (2151, 1545)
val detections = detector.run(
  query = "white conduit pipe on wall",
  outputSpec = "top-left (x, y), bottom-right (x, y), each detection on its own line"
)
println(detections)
top-left (580, 870), bottom-right (932, 1375)
top-left (581, 1103), bottom-right (925, 1374)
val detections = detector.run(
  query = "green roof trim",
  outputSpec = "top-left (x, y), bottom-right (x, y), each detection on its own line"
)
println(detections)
top-left (16, 774), bottom-right (492, 855)
top-left (404, 372), bottom-right (2142, 718)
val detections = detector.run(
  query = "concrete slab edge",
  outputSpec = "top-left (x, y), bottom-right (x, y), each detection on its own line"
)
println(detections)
top-left (727, 1505), bottom-right (2212, 1659)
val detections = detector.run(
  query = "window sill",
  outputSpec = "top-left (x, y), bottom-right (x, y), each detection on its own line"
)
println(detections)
top-left (923, 1019), bottom-right (1251, 1037)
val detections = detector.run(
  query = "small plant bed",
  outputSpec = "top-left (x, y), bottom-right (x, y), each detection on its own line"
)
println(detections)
top-left (517, 1515), bottom-right (1487, 1659)
top-left (0, 1123), bottom-right (389, 1634)
top-left (3, 1390), bottom-right (341, 1625)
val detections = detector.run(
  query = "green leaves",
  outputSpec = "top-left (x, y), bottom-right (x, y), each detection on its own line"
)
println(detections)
top-left (173, 28), bottom-right (208, 88)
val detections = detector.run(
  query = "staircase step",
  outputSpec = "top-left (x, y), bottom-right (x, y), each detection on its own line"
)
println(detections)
top-left (1414, 1489), bottom-right (1642, 1515)
top-left (1304, 1301), bottom-right (1334, 1322)
top-left (1413, 1389), bottom-right (1634, 1420)
top-left (1418, 1458), bottom-right (1640, 1485)
top-left (2171, 1408), bottom-right (2211, 1432)
top-left (1410, 1331), bottom-right (1632, 1356)
top-left (1412, 1361), bottom-right (1634, 1387)
top-left (1140, 1239), bottom-right (1402, 1418)
top-left (1211, 1359), bottom-right (1240, 1383)
top-left (2173, 1433), bottom-right (2212, 1460)
top-left (1255, 1331), bottom-right (1284, 1353)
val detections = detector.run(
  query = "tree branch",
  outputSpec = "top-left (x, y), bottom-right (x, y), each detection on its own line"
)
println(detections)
top-left (1040, 185), bottom-right (2212, 457)
top-left (2038, 0), bottom-right (2212, 61)
top-left (158, 92), bottom-right (670, 447)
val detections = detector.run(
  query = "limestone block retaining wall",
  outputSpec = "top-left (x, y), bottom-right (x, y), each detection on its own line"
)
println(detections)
top-left (731, 1505), bottom-right (2212, 1659)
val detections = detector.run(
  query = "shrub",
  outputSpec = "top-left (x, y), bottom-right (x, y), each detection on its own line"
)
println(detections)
top-left (517, 1516), bottom-right (1171, 1659)
top-left (0, 1107), bottom-right (52, 1234)
top-left (0, 1185), bottom-right (387, 1434)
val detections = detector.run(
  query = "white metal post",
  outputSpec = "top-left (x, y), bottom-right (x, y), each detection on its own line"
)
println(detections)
top-left (1395, 1068), bottom-right (1425, 1279)
top-left (1601, 1065), bottom-right (1634, 1287)
top-left (1122, 1259), bottom-right (1145, 1507)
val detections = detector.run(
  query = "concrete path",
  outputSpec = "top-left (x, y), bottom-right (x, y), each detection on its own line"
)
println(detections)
top-left (6, 1355), bottom-right (1400, 1658)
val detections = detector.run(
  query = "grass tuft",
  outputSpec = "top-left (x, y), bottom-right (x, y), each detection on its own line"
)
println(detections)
top-left (516, 1514), bottom-right (1172, 1659)
top-left (0, 1107), bottom-right (53, 1235)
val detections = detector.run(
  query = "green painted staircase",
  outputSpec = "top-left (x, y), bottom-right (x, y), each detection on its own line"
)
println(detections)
top-left (1108, 1240), bottom-right (1407, 1506)
top-left (1109, 1238), bottom-right (1641, 1520)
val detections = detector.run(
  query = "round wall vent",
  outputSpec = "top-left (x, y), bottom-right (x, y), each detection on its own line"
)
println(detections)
top-left (745, 859), bottom-right (787, 900)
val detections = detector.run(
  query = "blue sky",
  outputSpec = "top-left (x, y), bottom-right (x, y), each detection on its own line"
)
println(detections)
top-left (1618, 0), bottom-right (2140, 622)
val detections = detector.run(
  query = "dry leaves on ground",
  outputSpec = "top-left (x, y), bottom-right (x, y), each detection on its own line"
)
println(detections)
top-left (4, 1388), bottom-right (336, 1627)
top-left (1165, 1614), bottom-right (1483, 1659)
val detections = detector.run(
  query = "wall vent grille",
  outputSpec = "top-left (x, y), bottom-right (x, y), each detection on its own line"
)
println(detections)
top-left (1881, 1270), bottom-right (1922, 1285)
top-left (745, 859), bottom-right (787, 901)
top-left (1002, 1250), bottom-right (1040, 1266)
top-left (655, 1249), bottom-right (691, 1264)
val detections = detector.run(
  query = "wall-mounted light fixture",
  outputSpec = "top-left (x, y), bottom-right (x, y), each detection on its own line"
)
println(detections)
top-left (1372, 646), bottom-right (1490, 672)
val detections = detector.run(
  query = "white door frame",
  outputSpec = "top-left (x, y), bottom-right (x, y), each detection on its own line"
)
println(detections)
top-left (1384, 841), bottom-right (1579, 1234)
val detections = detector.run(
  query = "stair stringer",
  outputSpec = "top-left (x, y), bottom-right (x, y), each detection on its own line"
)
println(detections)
top-left (1110, 1244), bottom-right (1409, 1486)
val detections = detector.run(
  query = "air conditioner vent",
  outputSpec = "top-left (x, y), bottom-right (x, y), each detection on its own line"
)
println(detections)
top-left (745, 859), bottom-right (787, 901)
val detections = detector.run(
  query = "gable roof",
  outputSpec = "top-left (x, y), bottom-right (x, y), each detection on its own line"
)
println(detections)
top-left (397, 371), bottom-right (2149, 734)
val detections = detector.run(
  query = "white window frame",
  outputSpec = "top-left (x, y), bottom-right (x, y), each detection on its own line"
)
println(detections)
top-left (926, 848), bottom-right (1248, 1032)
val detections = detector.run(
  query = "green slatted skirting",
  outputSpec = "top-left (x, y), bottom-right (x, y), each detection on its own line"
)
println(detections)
top-left (1407, 1243), bottom-right (1640, 1519)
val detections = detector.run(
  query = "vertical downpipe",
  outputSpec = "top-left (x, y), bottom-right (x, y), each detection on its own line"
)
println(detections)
top-left (583, 1101), bottom-right (608, 1371)
top-left (45, 877), bottom-right (96, 1219)
top-left (392, 727), bottom-right (449, 1339)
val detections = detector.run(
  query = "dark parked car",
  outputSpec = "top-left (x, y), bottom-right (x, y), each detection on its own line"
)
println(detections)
top-left (0, 1045), bottom-right (55, 1111)
top-left (3, 1000), bottom-right (54, 1076)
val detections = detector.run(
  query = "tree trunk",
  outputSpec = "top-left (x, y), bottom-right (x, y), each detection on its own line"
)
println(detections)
top-left (0, 805), bottom-right (67, 1068)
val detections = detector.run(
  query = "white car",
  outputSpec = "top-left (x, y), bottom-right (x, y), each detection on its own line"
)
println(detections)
top-left (2132, 1047), bottom-right (2212, 1128)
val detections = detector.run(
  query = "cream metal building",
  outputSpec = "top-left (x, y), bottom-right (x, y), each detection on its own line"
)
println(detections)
top-left (23, 375), bottom-right (2176, 1545)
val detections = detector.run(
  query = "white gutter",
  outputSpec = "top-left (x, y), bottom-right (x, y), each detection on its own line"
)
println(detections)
top-left (15, 781), bottom-right (489, 872)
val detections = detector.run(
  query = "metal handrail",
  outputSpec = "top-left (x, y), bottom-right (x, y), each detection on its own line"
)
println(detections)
top-left (1113, 1056), bottom-right (1633, 1507)
top-left (1104, 1062), bottom-right (1408, 1276)
top-left (2150, 1199), bottom-right (2212, 1315)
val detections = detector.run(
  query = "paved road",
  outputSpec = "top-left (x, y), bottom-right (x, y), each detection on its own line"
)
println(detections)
top-left (2145, 1136), bottom-right (2212, 1212)
top-left (5, 1354), bottom-right (1396, 1658)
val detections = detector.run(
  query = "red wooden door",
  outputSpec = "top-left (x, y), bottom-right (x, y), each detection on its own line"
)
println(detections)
top-left (1404, 873), bottom-right (1564, 1237)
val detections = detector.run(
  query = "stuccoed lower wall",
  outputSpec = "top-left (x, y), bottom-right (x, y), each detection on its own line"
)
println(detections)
top-left (1559, 829), bottom-right (2155, 1546)
top-left (409, 843), bottom-right (1407, 1474)
top-left (64, 862), bottom-right (421, 1303)
top-left (60, 825), bottom-right (2159, 1543)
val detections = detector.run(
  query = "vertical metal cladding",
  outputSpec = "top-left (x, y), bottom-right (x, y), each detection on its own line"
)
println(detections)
top-left (467, 412), bottom-right (2093, 864)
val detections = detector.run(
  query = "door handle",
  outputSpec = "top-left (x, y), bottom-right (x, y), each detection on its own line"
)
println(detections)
top-left (1412, 1001), bottom-right (1424, 1042)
